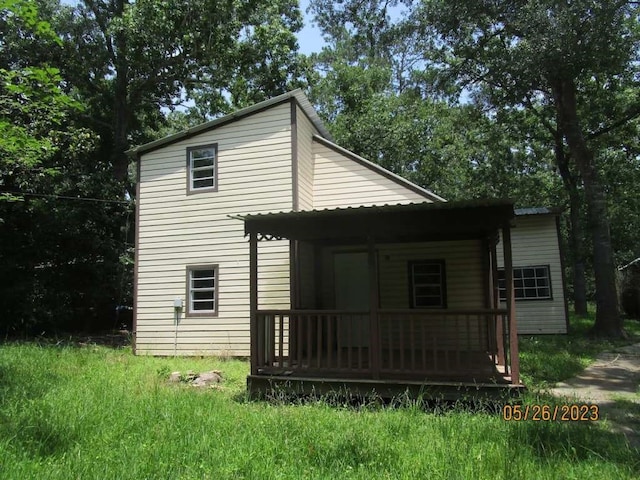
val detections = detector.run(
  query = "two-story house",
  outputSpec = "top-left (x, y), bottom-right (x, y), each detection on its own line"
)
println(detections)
top-left (129, 90), bottom-right (567, 396)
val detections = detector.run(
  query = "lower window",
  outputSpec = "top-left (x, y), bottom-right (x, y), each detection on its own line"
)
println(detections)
top-left (187, 265), bottom-right (218, 315)
top-left (408, 260), bottom-right (447, 308)
top-left (498, 265), bottom-right (552, 300)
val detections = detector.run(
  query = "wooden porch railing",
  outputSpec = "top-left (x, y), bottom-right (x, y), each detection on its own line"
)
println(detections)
top-left (253, 309), bottom-right (512, 381)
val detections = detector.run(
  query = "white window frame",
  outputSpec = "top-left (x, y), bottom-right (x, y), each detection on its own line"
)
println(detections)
top-left (187, 144), bottom-right (217, 193)
top-left (186, 265), bottom-right (218, 316)
top-left (409, 260), bottom-right (447, 308)
top-left (498, 265), bottom-right (552, 301)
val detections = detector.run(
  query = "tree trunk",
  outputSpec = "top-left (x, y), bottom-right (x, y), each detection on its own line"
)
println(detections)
top-left (552, 78), bottom-right (623, 337)
top-left (553, 127), bottom-right (588, 316)
top-left (112, 94), bottom-right (129, 183)
top-left (570, 202), bottom-right (589, 317)
top-left (112, 0), bottom-right (130, 184)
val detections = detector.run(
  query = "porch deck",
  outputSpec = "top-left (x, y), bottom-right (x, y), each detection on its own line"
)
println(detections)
top-left (256, 349), bottom-right (509, 381)
top-left (249, 309), bottom-right (521, 399)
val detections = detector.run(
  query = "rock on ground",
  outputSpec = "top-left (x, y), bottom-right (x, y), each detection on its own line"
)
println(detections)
top-left (167, 370), bottom-right (223, 387)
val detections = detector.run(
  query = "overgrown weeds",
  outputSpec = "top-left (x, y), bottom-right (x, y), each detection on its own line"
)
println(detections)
top-left (0, 336), bottom-right (638, 479)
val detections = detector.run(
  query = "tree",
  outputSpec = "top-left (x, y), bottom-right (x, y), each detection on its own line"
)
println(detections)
top-left (308, 0), bottom-right (563, 205)
top-left (0, 0), bottom-right (83, 203)
top-left (0, 0), bottom-right (128, 333)
top-left (419, 0), bottom-right (640, 337)
top-left (1, 0), bottom-right (311, 334)
top-left (47, 0), bottom-right (309, 187)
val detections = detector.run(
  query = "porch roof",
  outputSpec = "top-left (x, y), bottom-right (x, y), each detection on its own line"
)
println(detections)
top-left (244, 199), bottom-right (514, 243)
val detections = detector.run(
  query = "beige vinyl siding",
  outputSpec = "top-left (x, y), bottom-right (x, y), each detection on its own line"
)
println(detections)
top-left (379, 241), bottom-right (487, 351)
top-left (318, 241), bottom-right (484, 310)
top-left (496, 216), bottom-right (567, 334)
top-left (296, 105), bottom-right (318, 211)
top-left (319, 241), bottom-right (487, 350)
top-left (136, 103), bottom-right (293, 356)
top-left (377, 241), bottom-right (485, 310)
top-left (312, 140), bottom-right (429, 209)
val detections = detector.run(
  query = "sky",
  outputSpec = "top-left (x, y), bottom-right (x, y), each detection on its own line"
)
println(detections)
top-left (296, 0), bottom-right (408, 55)
top-left (297, 0), bottom-right (327, 55)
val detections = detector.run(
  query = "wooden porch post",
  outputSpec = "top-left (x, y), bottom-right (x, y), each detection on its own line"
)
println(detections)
top-left (368, 236), bottom-right (380, 379)
top-left (250, 232), bottom-right (258, 376)
top-left (289, 240), bottom-right (300, 309)
top-left (313, 244), bottom-right (323, 309)
top-left (502, 224), bottom-right (520, 385)
top-left (490, 236), bottom-right (505, 367)
top-left (482, 237), bottom-right (492, 309)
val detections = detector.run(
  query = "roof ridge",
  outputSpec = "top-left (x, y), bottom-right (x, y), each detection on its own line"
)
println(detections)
top-left (128, 90), bottom-right (331, 156)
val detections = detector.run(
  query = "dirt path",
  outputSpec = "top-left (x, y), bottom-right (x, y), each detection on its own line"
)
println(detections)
top-left (550, 343), bottom-right (640, 448)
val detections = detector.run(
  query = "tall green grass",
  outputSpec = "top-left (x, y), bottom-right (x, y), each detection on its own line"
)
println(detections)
top-left (0, 338), bottom-right (638, 479)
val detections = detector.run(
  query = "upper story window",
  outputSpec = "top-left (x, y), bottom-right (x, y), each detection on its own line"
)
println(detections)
top-left (409, 260), bottom-right (447, 308)
top-left (498, 265), bottom-right (552, 301)
top-left (187, 144), bottom-right (217, 193)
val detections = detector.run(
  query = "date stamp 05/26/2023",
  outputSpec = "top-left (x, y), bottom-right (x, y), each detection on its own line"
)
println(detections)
top-left (502, 404), bottom-right (600, 421)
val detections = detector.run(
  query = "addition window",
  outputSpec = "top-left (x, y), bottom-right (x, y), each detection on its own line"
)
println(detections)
top-left (187, 144), bottom-right (217, 192)
top-left (498, 265), bottom-right (552, 301)
top-left (409, 260), bottom-right (447, 308)
top-left (187, 265), bottom-right (218, 316)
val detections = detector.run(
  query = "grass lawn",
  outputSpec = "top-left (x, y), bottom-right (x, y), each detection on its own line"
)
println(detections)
top-left (1, 316), bottom-right (639, 479)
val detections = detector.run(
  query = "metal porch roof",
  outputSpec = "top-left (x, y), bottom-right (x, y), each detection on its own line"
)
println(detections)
top-left (244, 199), bottom-right (515, 243)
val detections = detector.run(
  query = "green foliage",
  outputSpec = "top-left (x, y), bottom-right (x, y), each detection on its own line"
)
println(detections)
top-left (0, 0), bottom-right (61, 43)
top-left (1, 0), bottom-right (311, 333)
top-left (223, 0), bottom-right (310, 109)
top-left (418, 0), bottom-right (638, 97)
top-left (0, 343), bottom-right (638, 479)
top-left (0, 0), bottom-right (83, 202)
top-left (308, 0), bottom-right (564, 207)
top-left (0, 0), bottom-right (133, 333)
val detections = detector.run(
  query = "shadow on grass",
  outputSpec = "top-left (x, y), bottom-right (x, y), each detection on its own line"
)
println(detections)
top-left (509, 390), bottom-right (640, 469)
top-left (613, 398), bottom-right (640, 415)
top-left (0, 359), bottom-right (62, 408)
top-left (508, 418), bottom-right (639, 473)
top-left (0, 363), bottom-right (74, 459)
top-left (1, 418), bottom-right (76, 458)
top-left (0, 331), bottom-right (132, 350)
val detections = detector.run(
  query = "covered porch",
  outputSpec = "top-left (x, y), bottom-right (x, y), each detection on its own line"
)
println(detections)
top-left (245, 200), bottom-right (524, 399)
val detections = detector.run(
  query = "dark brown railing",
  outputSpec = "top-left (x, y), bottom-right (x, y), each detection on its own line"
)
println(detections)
top-left (253, 309), bottom-right (511, 381)
top-left (377, 309), bottom-right (508, 378)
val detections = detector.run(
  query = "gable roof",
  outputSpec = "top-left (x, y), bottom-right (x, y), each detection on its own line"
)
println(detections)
top-left (127, 89), bottom-right (332, 157)
top-left (312, 135), bottom-right (446, 203)
top-left (128, 90), bottom-right (446, 202)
